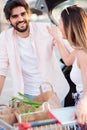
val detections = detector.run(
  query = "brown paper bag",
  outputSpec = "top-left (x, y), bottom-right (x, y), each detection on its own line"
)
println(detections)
top-left (33, 82), bottom-right (61, 109)
top-left (15, 82), bottom-right (61, 122)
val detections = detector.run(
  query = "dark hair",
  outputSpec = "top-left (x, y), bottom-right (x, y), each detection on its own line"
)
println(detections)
top-left (4, 0), bottom-right (29, 19)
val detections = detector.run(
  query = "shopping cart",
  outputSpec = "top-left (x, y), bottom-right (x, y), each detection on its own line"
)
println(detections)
top-left (17, 119), bottom-right (77, 130)
top-left (17, 106), bottom-right (87, 130)
top-left (0, 106), bottom-right (87, 130)
top-left (17, 106), bottom-right (78, 130)
top-left (0, 119), bottom-right (18, 130)
top-left (0, 118), bottom-right (85, 130)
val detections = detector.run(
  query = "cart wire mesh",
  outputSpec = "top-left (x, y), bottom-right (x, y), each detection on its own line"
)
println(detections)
top-left (23, 121), bottom-right (87, 130)
top-left (17, 119), bottom-right (84, 130)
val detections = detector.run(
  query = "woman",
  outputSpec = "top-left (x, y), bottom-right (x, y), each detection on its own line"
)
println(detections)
top-left (48, 5), bottom-right (87, 125)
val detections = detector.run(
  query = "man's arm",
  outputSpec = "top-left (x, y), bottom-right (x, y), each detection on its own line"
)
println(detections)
top-left (0, 75), bottom-right (6, 95)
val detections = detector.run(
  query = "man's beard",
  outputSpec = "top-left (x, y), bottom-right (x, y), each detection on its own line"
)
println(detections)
top-left (11, 20), bottom-right (29, 32)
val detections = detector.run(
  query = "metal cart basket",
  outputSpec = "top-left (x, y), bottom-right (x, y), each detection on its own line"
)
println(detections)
top-left (0, 118), bottom-right (85, 130)
top-left (1, 106), bottom-right (87, 130)
top-left (18, 119), bottom-right (78, 130)
top-left (17, 106), bottom-right (87, 130)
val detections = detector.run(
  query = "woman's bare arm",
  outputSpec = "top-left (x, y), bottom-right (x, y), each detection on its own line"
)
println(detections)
top-left (47, 24), bottom-right (76, 66)
top-left (73, 50), bottom-right (87, 124)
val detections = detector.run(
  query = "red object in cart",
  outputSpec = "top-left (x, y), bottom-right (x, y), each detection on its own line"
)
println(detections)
top-left (18, 122), bottom-right (31, 130)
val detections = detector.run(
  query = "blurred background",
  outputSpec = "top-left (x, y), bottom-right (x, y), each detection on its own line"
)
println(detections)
top-left (0, 0), bottom-right (87, 32)
top-left (0, 0), bottom-right (87, 105)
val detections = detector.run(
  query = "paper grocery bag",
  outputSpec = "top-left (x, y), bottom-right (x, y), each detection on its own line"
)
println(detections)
top-left (33, 82), bottom-right (61, 109)
top-left (15, 82), bottom-right (61, 122)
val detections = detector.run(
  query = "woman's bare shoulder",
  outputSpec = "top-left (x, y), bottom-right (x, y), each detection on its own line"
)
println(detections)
top-left (77, 50), bottom-right (87, 67)
top-left (77, 50), bottom-right (87, 58)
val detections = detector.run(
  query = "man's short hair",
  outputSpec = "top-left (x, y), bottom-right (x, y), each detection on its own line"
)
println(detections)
top-left (4, 0), bottom-right (30, 19)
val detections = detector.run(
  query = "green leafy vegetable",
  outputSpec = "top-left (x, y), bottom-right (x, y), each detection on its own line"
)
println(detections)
top-left (11, 92), bottom-right (42, 109)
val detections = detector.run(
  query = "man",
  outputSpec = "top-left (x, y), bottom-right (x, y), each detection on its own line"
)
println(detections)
top-left (0, 0), bottom-right (69, 102)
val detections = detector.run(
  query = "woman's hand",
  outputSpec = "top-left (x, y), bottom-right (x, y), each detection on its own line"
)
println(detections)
top-left (47, 24), bottom-right (62, 44)
top-left (73, 96), bottom-right (87, 125)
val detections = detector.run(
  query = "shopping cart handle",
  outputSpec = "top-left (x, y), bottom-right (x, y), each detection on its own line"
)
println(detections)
top-left (30, 119), bottom-right (58, 126)
top-left (18, 119), bottom-right (58, 129)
